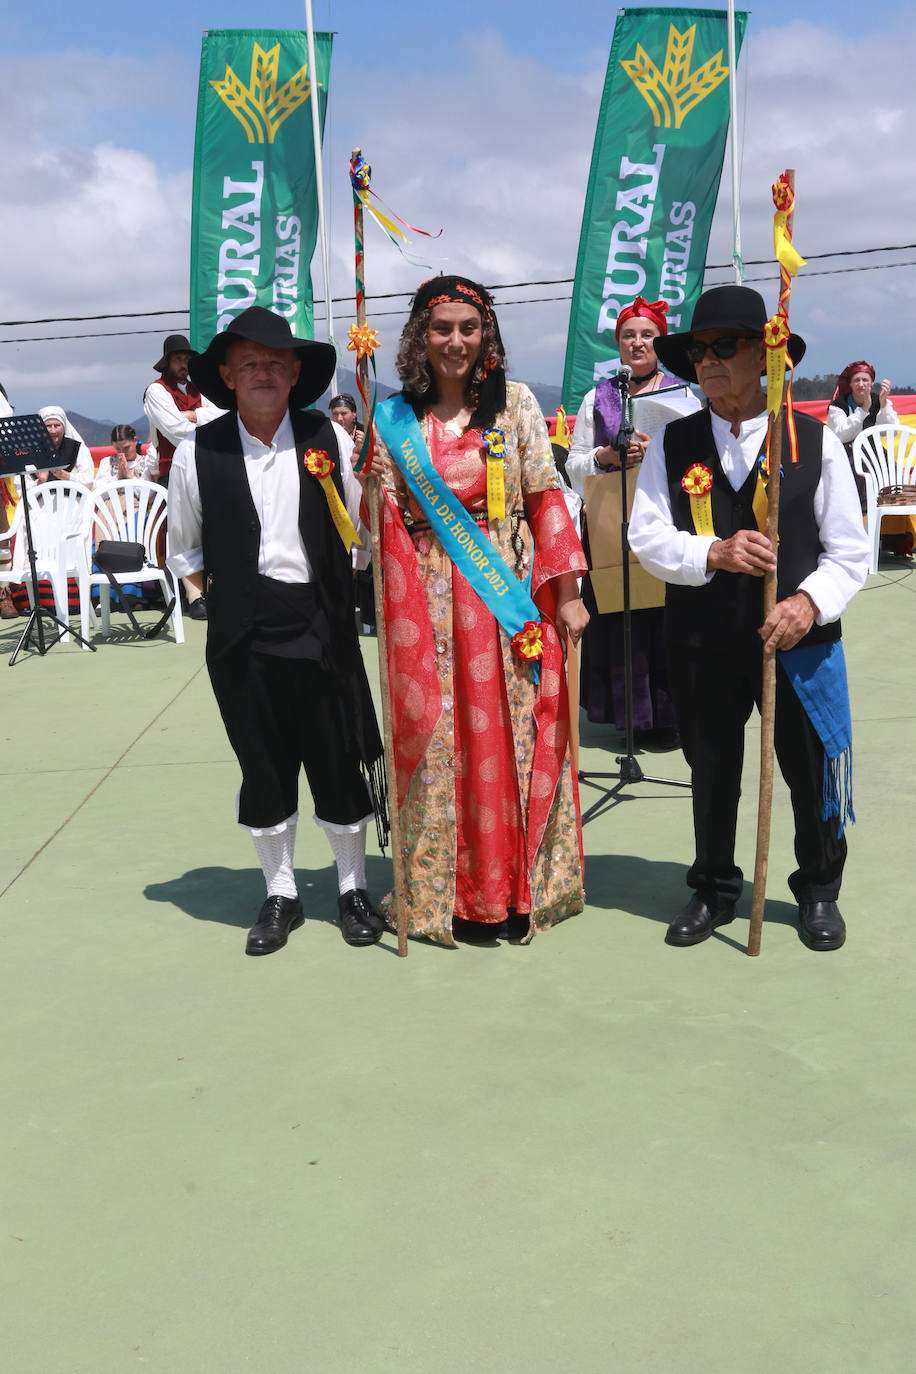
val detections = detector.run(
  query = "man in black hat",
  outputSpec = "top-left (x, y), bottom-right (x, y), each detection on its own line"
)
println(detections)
top-left (628, 286), bottom-right (870, 952)
top-left (167, 306), bottom-right (388, 955)
top-left (144, 333), bottom-right (220, 620)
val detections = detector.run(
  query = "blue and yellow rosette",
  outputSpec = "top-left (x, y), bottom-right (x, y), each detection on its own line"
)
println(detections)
top-left (303, 449), bottom-right (362, 552)
top-left (681, 463), bottom-right (715, 537)
top-left (511, 619), bottom-right (543, 664)
top-left (482, 428), bottom-right (507, 522)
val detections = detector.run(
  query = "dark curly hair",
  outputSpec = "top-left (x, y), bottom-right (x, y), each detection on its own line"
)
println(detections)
top-left (396, 308), bottom-right (508, 430)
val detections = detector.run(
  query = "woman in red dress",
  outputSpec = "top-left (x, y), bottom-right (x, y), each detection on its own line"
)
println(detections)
top-left (374, 277), bottom-right (589, 946)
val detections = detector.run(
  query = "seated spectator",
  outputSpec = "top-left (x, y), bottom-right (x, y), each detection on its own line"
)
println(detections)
top-left (36, 406), bottom-right (94, 486)
top-left (93, 424), bottom-right (150, 488)
top-left (828, 360), bottom-right (911, 558)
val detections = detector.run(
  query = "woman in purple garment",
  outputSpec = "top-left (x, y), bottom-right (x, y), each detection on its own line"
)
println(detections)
top-left (566, 297), bottom-right (701, 743)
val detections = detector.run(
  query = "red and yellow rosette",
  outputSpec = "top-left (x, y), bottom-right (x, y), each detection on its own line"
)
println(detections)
top-left (303, 449), bottom-right (362, 553)
top-left (511, 619), bottom-right (543, 663)
top-left (681, 462), bottom-right (715, 537)
top-left (763, 315), bottom-right (790, 420)
top-left (773, 175), bottom-right (806, 279)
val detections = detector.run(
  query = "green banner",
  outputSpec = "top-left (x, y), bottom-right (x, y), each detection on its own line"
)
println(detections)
top-left (562, 7), bottom-right (746, 413)
top-left (190, 29), bottom-right (333, 350)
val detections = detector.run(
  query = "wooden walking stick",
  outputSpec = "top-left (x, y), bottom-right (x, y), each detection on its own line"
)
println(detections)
top-left (348, 147), bottom-right (410, 957)
top-left (747, 169), bottom-right (805, 956)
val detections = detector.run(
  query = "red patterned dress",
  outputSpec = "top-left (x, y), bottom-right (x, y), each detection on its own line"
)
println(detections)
top-left (376, 381), bottom-right (587, 946)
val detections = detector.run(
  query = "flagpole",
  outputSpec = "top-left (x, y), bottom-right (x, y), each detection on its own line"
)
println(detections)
top-left (304, 0), bottom-right (337, 389)
top-left (727, 0), bottom-right (743, 284)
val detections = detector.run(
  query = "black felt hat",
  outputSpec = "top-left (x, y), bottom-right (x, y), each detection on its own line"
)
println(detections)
top-left (653, 285), bottom-right (806, 384)
top-left (189, 307), bottom-right (338, 410)
top-left (153, 334), bottom-right (194, 373)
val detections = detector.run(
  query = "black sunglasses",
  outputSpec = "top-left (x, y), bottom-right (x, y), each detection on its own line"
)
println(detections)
top-left (685, 335), bottom-right (760, 364)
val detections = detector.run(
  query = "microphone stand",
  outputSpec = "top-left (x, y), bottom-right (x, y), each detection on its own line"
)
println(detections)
top-left (577, 370), bottom-right (690, 823)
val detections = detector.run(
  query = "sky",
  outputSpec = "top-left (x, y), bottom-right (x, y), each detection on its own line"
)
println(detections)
top-left (1, 0), bottom-right (914, 424)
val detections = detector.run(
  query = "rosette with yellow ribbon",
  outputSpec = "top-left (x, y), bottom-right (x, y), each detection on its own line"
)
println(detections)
top-left (681, 462), bottom-right (715, 537)
top-left (303, 449), bottom-right (362, 553)
top-left (482, 428), bottom-right (507, 522)
top-left (510, 619), bottom-right (543, 663)
top-left (763, 315), bottom-right (790, 420)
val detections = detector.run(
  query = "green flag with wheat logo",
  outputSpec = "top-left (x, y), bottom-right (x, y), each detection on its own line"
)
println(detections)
top-left (562, 7), bottom-right (746, 414)
top-left (190, 29), bottom-right (333, 350)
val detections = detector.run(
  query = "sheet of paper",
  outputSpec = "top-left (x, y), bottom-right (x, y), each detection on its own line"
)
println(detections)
top-left (631, 388), bottom-right (700, 439)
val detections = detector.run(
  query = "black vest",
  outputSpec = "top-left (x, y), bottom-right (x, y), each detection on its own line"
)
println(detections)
top-left (663, 408), bottom-right (841, 651)
top-left (195, 408), bottom-right (358, 668)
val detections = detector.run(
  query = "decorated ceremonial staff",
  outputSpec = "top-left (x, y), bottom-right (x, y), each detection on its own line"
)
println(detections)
top-left (748, 170), bottom-right (805, 956)
top-left (346, 149), bottom-right (442, 957)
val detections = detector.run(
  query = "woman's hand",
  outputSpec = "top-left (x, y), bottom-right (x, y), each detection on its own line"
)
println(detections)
top-left (626, 429), bottom-right (650, 466)
top-left (879, 379), bottom-right (892, 407)
top-left (556, 593), bottom-right (589, 647)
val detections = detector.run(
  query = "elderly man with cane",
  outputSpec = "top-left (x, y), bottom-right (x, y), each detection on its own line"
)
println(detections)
top-left (168, 306), bottom-right (388, 956)
top-left (628, 286), bottom-right (870, 952)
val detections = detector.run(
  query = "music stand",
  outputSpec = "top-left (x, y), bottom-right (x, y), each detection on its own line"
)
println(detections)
top-left (0, 414), bottom-right (96, 664)
top-left (577, 375), bottom-right (690, 823)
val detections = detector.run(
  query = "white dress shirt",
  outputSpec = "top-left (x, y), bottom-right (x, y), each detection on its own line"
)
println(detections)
top-left (143, 380), bottom-right (223, 448)
top-left (167, 414), bottom-right (369, 581)
top-left (826, 400), bottom-right (897, 445)
top-left (628, 407), bottom-right (871, 624)
top-left (566, 381), bottom-right (702, 498)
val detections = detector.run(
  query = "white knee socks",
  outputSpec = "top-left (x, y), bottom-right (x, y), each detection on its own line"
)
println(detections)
top-left (319, 821), bottom-right (368, 895)
top-left (251, 818), bottom-right (299, 899)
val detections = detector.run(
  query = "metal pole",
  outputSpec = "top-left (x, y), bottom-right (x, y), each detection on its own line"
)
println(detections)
top-left (304, 0), bottom-right (338, 390)
top-left (727, 0), bottom-right (743, 284)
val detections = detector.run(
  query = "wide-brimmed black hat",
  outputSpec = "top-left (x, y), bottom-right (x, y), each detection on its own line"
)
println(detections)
top-left (153, 334), bottom-right (194, 373)
top-left (653, 285), bottom-right (806, 384)
top-left (189, 306), bottom-right (338, 410)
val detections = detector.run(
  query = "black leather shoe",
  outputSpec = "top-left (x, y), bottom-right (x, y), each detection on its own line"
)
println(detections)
top-left (798, 901), bottom-right (846, 951)
top-left (245, 894), bottom-right (305, 956)
top-left (665, 892), bottom-right (737, 946)
top-left (453, 917), bottom-right (505, 944)
top-left (188, 596), bottom-right (208, 621)
top-left (338, 890), bottom-right (383, 946)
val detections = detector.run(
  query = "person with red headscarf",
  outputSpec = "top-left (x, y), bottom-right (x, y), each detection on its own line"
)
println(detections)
top-left (566, 297), bottom-right (701, 741)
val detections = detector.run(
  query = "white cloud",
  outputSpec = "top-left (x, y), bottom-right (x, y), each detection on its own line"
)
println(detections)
top-left (1, 19), bottom-right (915, 421)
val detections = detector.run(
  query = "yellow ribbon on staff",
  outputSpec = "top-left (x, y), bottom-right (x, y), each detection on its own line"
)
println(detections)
top-left (303, 450), bottom-right (362, 553)
top-left (774, 208), bottom-right (806, 278)
top-left (752, 469), bottom-right (769, 533)
top-left (681, 462), bottom-right (715, 537)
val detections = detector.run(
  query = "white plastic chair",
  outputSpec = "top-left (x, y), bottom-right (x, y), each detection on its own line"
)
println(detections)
top-left (1, 481), bottom-right (93, 641)
top-left (79, 480), bottom-right (184, 645)
top-left (852, 423), bottom-right (916, 573)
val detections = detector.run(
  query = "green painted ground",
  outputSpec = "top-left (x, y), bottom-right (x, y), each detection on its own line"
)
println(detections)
top-left (2, 569), bottom-right (914, 1373)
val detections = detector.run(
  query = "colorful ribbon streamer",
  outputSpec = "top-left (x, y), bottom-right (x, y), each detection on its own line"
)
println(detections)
top-left (482, 428), bottom-right (507, 523)
top-left (349, 153), bottom-right (442, 268)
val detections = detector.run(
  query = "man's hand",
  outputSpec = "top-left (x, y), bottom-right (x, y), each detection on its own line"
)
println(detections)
top-left (706, 529), bottom-right (777, 576)
top-left (185, 409), bottom-right (198, 425)
top-left (758, 591), bottom-right (817, 656)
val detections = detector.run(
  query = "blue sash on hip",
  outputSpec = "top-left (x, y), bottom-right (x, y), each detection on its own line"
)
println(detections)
top-left (375, 395), bottom-right (541, 653)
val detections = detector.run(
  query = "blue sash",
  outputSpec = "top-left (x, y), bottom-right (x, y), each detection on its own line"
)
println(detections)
top-left (375, 395), bottom-right (541, 647)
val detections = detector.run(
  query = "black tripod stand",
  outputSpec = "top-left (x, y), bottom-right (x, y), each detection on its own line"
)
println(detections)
top-left (577, 372), bottom-right (690, 823)
top-left (0, 414), bottom-right (96, 665)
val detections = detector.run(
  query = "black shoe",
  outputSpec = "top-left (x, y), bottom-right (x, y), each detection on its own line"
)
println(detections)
top-left (348, 888), bottom-right (385, 936)
top-left (188, 596), bottom-right (208, 621)
top-left (665, 892), bottom-right (737, 946)
top-left (798, 901), bottom-right (846, 951)
top-left (453, 916), bottom-right (505, 944)
top-left (338, 890), bottom-right (383, 946)
top-left (245, 894), bottom-right (305, 956)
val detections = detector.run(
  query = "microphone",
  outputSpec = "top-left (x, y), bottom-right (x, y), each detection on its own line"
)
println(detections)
top-left (616, 364), bottom-right (633, 384)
